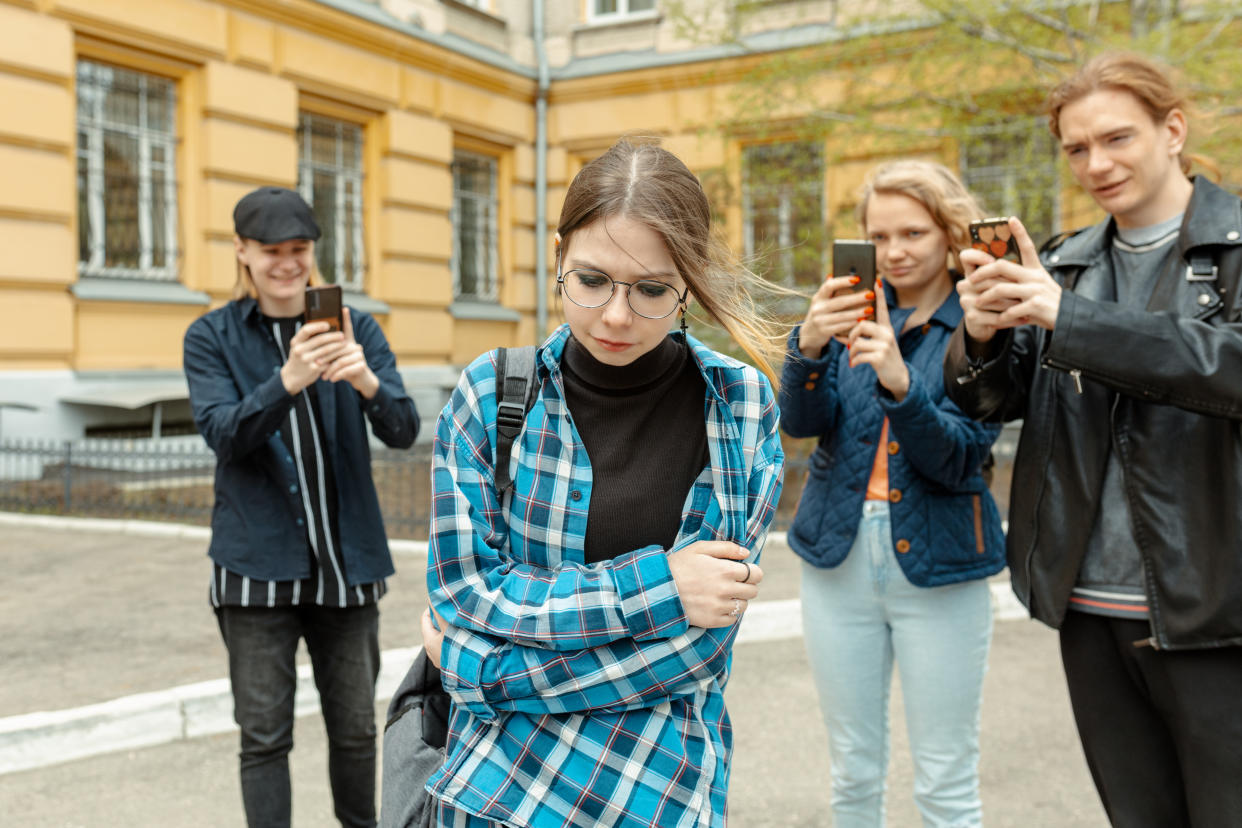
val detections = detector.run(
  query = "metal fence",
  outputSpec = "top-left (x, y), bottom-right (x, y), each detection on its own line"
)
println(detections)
top-left (0, 424), bottom-right (1020, 541)
top-left (0, 437), bottom-right (435, 539)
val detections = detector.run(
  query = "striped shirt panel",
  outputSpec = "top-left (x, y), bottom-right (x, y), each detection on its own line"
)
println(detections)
top-left (208, 316), bottom-right (385, 609)
top-left (1068, 586), bottom-right (1148, 619)
top-left (427, 325), bottom-right (785, 828)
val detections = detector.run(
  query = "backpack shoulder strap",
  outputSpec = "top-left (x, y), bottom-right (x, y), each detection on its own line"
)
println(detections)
top-left (493, 345), bottom-right (538, 497)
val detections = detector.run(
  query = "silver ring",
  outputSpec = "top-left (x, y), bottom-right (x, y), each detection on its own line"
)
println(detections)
top-left (731, 598), bottom-right (741, 617)
top-left (738, 561), bottom-right (751, 584)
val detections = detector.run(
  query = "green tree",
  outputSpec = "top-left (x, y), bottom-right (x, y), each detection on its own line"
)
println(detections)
top-left (671, 0), bottom-right (1242, 247)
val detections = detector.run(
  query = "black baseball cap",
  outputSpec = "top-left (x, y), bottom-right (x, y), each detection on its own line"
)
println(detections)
top-left (233, 187), bottom-right (322, 244)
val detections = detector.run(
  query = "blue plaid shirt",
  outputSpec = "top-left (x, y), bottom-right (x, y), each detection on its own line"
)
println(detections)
top-left (426, 325), bottom-right (784, 827)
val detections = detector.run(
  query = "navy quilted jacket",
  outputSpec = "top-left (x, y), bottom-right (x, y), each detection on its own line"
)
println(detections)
top-left (780, 286), bottom-right (1005, 587)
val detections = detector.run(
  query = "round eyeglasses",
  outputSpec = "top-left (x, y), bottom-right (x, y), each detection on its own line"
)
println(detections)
top-left (558, 269), bottom-right (689, 320)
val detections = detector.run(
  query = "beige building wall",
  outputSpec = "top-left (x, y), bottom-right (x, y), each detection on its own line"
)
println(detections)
top-left (0, 0), bottom-right (1130, 440)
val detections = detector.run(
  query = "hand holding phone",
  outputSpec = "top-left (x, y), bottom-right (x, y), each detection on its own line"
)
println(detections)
top-left (969, 218), bottom-right (1021, 264)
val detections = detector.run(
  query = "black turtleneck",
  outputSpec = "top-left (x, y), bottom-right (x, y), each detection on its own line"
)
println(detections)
top-left (562, 334), bottom-right (710, 565)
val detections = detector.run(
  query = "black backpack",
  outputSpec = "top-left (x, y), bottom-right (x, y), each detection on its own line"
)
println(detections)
top-left (380, 346), bottom-right (538, 827)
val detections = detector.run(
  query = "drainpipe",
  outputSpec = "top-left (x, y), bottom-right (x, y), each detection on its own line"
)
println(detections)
top-left (533, 0), bottom-right (550, 342)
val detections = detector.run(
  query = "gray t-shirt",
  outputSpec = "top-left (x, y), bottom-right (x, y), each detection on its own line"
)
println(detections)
top-left (1071, 213), bottom-right (1182, 619)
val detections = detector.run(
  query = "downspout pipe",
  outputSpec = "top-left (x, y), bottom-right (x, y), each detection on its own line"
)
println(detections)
top-left (533, 0), bottom-right (550, 342)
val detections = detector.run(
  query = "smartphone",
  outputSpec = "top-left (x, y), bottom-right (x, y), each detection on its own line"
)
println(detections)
top-left (304, 284), bottom-right (343, 332)
top-left (832, 240), bottom-right (877, 310)
top-left (969, 218), bottom-right (1021, 263)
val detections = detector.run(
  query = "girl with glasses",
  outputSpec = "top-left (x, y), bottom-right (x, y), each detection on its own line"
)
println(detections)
top-left (419, 138), bottom-right (787, 827)
top-left (780, 161), bottom-right (1006, 827)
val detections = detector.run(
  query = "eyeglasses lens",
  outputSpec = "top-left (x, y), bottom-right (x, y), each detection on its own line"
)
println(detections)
top-left (562, 270), bottom-right (679, 319)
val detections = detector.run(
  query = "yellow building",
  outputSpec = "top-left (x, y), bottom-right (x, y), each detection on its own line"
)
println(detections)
top-left (6, 0), bottom-right (1208, 443)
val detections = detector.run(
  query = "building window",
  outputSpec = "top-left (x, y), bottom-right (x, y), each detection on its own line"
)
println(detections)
top-left (589, 0), bottom-right (657, 22)
top-left (451, 151), bottom-right (499, 302)
top-left (76, 61), bottom-right (179, 281)
top-left (297, 113), bottom-right (366, 290)
top-left (742, 141), bottom-right (825, 288)
top-left (961, 118), bottom-right (1060, 244)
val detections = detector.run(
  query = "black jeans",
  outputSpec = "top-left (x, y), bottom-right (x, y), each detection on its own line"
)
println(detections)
top-left (1060, 611), bottom-right (1242, 828)
top-left (217, 604), bottom-right (381, 828)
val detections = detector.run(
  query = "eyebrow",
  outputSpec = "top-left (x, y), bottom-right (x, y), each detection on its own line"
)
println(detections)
top-left (1061, 126), bottom-right (1135, 150)
top-left (568, 259), bottom-right (680, 282)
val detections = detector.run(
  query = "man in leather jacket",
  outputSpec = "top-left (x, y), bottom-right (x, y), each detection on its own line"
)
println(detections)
top-left (943, 54), bottom-right (1242, 826)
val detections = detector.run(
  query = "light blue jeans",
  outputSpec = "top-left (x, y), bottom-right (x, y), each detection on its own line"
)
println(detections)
top-left (801, 501), bottom-right (993, 828)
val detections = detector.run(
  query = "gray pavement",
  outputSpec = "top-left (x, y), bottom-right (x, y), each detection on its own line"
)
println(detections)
top-left (0, 515), bottom-right (1107, 826)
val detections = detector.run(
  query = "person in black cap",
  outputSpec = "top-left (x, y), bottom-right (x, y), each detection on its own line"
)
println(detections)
top-left (183, 185), bottom-right (419, 827)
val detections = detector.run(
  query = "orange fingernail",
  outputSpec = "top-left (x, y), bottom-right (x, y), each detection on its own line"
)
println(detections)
top-left (857, 315), bottom-right (867, 322)
top-left (865, 291), bottom-right (875, 301)
top-left (876, 278), bottom-right (884, 288)
top-left (849, 276), bottom-right (860, 285)
top-left (864, 307), bottom-right (875, 316)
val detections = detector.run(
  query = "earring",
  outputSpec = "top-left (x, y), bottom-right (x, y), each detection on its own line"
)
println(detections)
top-left (679, 307), bottom-right (687, 337)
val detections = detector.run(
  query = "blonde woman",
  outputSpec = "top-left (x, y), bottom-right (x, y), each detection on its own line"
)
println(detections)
top-left (781, 161), bottom-right (1004, 827)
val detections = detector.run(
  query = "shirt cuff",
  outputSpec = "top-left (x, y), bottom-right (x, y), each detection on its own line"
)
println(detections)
top-left (437, 629), bottom-right (498, 722)
top-left (612, 545), bottom-right (689, 642)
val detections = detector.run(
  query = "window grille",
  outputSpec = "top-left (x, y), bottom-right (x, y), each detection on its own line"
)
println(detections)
top-left (742, 141), bottom-right (826, 288)
top-left (76, 61), bottom-right (179, 281)
top-left (961, 118), bottom-right (1060, 244)
top-left (451, 151), bottom-right (499, 302)
top-left (297, 113), bottom-right (366, 290)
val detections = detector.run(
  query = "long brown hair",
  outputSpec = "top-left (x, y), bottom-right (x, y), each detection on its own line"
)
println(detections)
top-left (557, 138), bottom-right (785, 382)
top-left (855, 160), bottom-right (985, 275)
top-left (1046, 53), bottom-right (1200, 176)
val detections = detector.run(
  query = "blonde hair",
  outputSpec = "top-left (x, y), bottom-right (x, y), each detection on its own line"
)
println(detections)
top-left (855, 160), bottom-right (985, 274)
top-left (557, 138), bottom-right (787, 383)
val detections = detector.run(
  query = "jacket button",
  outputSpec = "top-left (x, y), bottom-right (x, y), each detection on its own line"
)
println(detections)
top-left (887, 441), bottom-right (900, 455)
top-left (921, 324), bottom-right (931, 335)
top-left (1197, 293), bottom-right (1212, 306)
top-left (888, 488), bottom-right (902, 503)
top-left (896, 539), bottom-right (911, 553)
top-left (570, 489), bottom-right (582, 501)
top-left (1228, 230), bottom-right (1240, 241)
top-left (1050, 254), bottom-right (1061, 264)
top-left (804, 382), bottom-right (815, 390)
top-left (808, 372), bottom-right (820, 380)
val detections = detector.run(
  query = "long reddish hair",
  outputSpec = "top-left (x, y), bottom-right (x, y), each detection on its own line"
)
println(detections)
top-left (1045, 53), bottom-right (1194, 175)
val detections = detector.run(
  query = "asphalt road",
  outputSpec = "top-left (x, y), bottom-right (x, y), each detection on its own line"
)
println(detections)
top-left (0, 518), bottom-right (1107, 826)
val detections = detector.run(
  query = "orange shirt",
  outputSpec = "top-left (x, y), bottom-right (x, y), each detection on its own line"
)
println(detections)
top-left (865, 418), bottom-right (890, 501)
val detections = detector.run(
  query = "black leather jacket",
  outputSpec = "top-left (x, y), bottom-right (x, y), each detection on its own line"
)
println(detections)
top-left (944, 177), bottom-right (1242, 650)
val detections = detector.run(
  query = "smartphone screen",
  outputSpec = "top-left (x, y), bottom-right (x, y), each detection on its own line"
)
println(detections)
top-left (304, 285), bottom-right (343, 332)
top-left (832, 240), bottom-right (877, 309)
top-left (969, 218), bottom-right (1021, 263)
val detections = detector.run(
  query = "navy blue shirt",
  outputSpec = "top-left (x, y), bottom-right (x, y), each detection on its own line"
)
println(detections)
top-left (184, 297), bottom-right (418, 585)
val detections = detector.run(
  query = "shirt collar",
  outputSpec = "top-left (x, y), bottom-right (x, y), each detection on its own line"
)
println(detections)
top-left (884, 281), bottom-right (964, 333)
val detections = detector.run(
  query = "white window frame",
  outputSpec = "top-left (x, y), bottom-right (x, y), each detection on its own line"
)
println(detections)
top-left (451, 151), bottom-right (500, 302)
top-left (76, 60), bottom-right (179, 281)
top-left (297, 113), bottom-right (367, 291)
top-left (588, 0), bottom-right (658, 24)
top-left (742, 141), bottom-right (825, 287)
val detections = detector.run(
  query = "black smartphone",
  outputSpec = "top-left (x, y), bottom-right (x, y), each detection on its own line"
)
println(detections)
top-left (304, 284), bottom-right (343, 332)
top-left (969, 218), bottom-right (1021, 264)
top-left (832, 240), bottom-right (877, 310)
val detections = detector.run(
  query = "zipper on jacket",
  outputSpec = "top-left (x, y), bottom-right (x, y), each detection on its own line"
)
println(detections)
top-left (1039, 355), bottom-right (1084, 395)
top-left (1132, 637), bottom-right (1160, 650)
